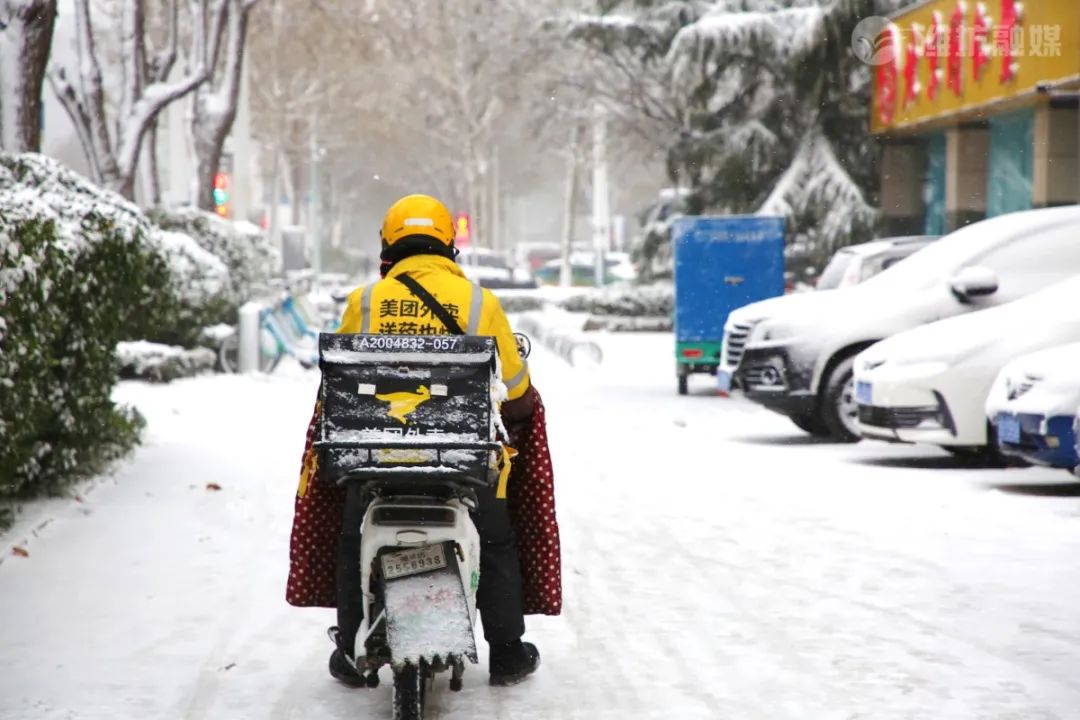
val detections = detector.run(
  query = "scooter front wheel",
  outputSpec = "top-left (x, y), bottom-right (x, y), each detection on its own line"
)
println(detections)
top-left (392, 662), bottom-right (427, 720)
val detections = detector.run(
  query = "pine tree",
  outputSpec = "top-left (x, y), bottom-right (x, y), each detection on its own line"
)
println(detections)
top-left (564, 0), bottom-right (903, 271)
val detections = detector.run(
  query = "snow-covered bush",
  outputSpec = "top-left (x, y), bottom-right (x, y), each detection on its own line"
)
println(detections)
top-left (628, 188), bottom-right (691, 281)
top-left (492, 291), bottom-right (547, 314)
top-left (0, 153), bottom-right (225, 513)
top-left (145, 228), bottom-right (232, 346)
top-left (116, 341), bottom-right (217, 383)
top-left (0, 154), bottom-right (232, 346)
top-left (633, 214), bottom-right (681, 281)
top-left (582, 316), bottom-right (672, 332)
top-left (0, 214), bottom-right (153, 506)
top-left (148, 206), bottom-right (276, 306)
top-left (560, 282), bottom-right (674, 318)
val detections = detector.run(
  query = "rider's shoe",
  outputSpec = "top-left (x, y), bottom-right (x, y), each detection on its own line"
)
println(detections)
top-left (489, 640), bottom-right (541, 686)
top-left (328, 648), bottom-right (366, 688)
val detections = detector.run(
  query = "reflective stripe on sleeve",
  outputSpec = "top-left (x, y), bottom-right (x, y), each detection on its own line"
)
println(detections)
top-left (466, 283), bottom-right (484, 335)
top-left (504, 361), bottom-right (529, 392)
top-left (359, 284), bottom-right (374, 334)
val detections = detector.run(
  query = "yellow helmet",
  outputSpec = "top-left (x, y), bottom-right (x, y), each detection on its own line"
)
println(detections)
top-left (380, 194), bottom-right (455, 246)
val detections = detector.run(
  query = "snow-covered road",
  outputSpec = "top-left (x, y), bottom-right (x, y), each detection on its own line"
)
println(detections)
top-left (4, 332), bottom-right (1080, 719)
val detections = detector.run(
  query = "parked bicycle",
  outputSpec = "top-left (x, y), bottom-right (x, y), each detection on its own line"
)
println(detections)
top-left (218, 296), bottom-right (321, 373)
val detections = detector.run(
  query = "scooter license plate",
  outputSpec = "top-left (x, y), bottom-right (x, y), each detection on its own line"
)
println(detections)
top-left (382, 545), bottom-right (448, 581)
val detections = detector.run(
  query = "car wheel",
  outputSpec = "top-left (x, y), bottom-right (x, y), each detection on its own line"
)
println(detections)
top-left (820, 356), bottom-right (861, 443)
top-left (790, 412), bottom-right (830, 437)
top-left (677, 372), bottom-right (688, 395)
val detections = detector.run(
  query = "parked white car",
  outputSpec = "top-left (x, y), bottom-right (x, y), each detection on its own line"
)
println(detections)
top-left (985, 342), bottom-right (1080, 469)
top-left (722, 206), bottom-right (1080, 441)
top-left (457, 248), bottom-right (537, 289)
top-left (855, 276), bottom-right (1080, 454)
top-left (1076, 408), bottom-right (1080, 478)
top-left (815, 235), bottom-right (937, 290)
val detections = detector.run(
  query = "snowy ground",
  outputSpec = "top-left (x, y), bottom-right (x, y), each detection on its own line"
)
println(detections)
top-left (4, 333), bottom-right (1080, 719)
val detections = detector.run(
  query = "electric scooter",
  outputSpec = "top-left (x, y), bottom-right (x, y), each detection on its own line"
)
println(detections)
top-left (315, 332), bottom-right (519, 719)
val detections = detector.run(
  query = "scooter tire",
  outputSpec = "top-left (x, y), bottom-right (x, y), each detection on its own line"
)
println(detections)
top-left (392, 662), bottom-right (426, 720)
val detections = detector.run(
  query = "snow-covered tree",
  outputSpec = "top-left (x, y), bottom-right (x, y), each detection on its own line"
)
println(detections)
top-left (246, 0), bottom-right (614, 264)
top-left (247, 0), bottom-right (345, 228)
top-left (48, 0), bottom-right (228, 199)
top-left (565, 0), bottom-right (903, 266)
top-left (190, 0), bottom-right (259, 213)
top-left (0, 0), bottom-right (57, 153)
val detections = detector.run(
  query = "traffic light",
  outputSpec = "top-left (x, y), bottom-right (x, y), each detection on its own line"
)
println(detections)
top-left (212, 172), bottom-right (230, 218)
top-left (454, 213), bottom-right (471, 248)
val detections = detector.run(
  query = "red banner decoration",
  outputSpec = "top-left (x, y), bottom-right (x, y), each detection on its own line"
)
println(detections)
top-left (946, 2), bottom-right (966, 97)
top-left (874, 0), bottom-right (1036, 130)
top-left (997, 0), bottom-right (1021, 84)
top-left (972, 2), bottom-right (991, 79)
top-left (925, 11), bottom-right (943, 100)
top-left (876, 24), bottom-right (900, 125)
top-left (904, 24), bottom-right (921, 107)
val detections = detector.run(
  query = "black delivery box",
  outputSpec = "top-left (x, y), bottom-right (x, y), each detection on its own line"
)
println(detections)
top-left (315, 333), bottom-right (501, 484)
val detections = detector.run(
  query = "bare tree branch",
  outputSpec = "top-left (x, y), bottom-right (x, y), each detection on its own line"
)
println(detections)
top-left (46, 68), bottom-right (102, 181)
top-left (49, 0), bottom-right (228, 198)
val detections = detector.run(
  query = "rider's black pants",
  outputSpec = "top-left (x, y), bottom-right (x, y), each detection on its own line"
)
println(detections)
top-left (335, 482), bottom-right (526, 656)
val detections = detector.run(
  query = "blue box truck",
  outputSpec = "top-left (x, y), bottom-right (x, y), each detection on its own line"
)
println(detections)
top-left (673, 215), bottom-right (785, 395)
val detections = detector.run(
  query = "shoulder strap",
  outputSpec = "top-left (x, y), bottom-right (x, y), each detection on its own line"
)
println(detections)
top-left (394, 273), bottom-right (466, 336)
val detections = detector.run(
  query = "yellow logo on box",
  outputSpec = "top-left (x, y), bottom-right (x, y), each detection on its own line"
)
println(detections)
top-left (376, 386), bottom-right (432, 424)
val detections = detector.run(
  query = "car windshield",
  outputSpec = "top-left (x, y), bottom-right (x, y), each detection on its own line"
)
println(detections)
top-left (815, 251), bottom-right (855, 290)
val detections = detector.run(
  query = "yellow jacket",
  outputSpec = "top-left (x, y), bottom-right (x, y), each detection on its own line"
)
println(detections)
top-left (338, 254), bottom-right (531, 400)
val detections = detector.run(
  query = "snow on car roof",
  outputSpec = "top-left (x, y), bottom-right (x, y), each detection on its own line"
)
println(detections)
top-left (859, 206), bottom-right (1080, 291)
top-left (1005, 341), bottom-right (1080, 380)
top-left (839, 235), bottom-right (936, 257)
top-left (868, 274), bottom-right (1080, 365)
top-left (988, 341), bottom-right (1080, 417)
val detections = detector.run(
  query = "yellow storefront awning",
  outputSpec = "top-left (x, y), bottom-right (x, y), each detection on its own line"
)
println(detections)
top-left (870, 0), bottom-right (1080, 135)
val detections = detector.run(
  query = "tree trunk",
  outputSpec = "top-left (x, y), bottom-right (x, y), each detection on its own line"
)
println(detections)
top-left (113, 171), bottom-right (136, 200)
top-left (266, 145), bottom-right (281, 265)
top-left (560, 123), bottom-right (581, 288)
top-left (191, 0), bottom-right (254, 212)
top-left (146, 119), bottom-right (162, 204)
top-left (0, 0), bottom-right (57, 153)
top-left (192, 126), bottom-right (220, 209)
top-left (490, 143), bottom-right (500, 252)
top-left (288, 152), bottom-right (302, 225)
